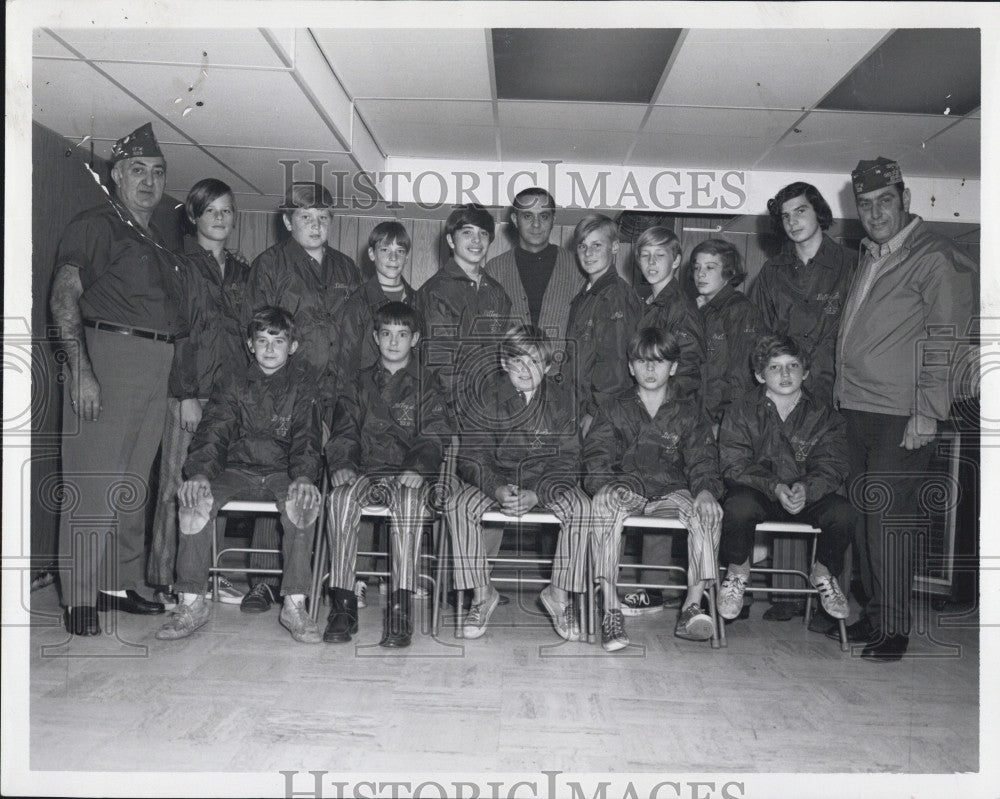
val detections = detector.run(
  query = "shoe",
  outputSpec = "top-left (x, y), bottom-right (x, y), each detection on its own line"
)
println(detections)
top-left (811, 575), bottom-right (849, 619)
top-left (675, 602), bottom-right (715, 641)
top-left (324, 588), bottom-right (359, 643)
top-left (538, 585), bottom-right (581, 642)
top-left (462, 589), bottom-right (500, 639)
top-left (861, 633), bottom-right (909, 662)
top-left (808, 608), bottom-right (838, 635)
top-left (449, 591), bottom-right (509, 611)
top-left (762, 600), bottom-right (805, 621)
top-left (831, 615), bottom-right (875, 643)
top-left (240, 583), bottom-right (275, 614)
top-left (154, 589), bottom-right (178, 609)
top-left (380, 590), bottom-right (413, 648)
top-left (621, 589), bottom-right (664, 617)
top-left (716, 572), bottom-right (748, 620)
top-left (96, 590), bottom-right (165, 615)
top-left (280, 600), bottom-right (323, 644)
top-left (64, 606), bottom-right (100, 636)
top-left (204, 576), bottom-right (244, 605)
top-left (601, 609), bottom-right (629, 652)
top-left (354, 579), bottom-right (368, 609)
top-left (155, 598), bottom-right (210, 640)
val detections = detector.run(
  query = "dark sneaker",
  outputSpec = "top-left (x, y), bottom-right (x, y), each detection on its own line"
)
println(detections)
top-left (156, 598), bottom-right (210, 640)
top-left (621, 589), bottom-right (664, 616)
top-left (601, 609), bottom-right (629, 652)
top-left (675, 602), bottom-right (715, 641)
top-left (240, 583), bottom-right (274, 614)
top-left (279, 600), bottom-right (322, 644)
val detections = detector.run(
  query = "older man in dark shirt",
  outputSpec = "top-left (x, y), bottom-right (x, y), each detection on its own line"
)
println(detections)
top-left (51, 123), bottom-right (183, 635)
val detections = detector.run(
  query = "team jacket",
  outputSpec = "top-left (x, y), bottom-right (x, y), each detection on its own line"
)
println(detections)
top-left (248, 237), bottom-right (361, 406)
top-left (169, 236), bottom-right (252, 400)
top-left (325, 358), bottom-right (451, 478)
top-left (417, 258), bottom-right (514, 391)
top-left (835, 217), bottom-right (979, 421)
top-left (698, 284), bottom-right (763, 423)
top-left (636, 278), bottom-right (706, 399)
top-left (456, 374), bottom-right (582, 501)
top-left (718, 384), bottom-right (849, 503)
top-left (183, 358), bottom-right (321, 484)
top-left (748, 234), bottom-right (855, 406)
top-left (565, 269), bottom-right (644, 417)
top-left (582, 387), bottom-right (723, 500)
top-left (334, 274), bottom-right (423, 384)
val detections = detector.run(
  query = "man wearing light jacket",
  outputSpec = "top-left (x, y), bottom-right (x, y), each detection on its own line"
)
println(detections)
top-left (835, 156), bottom-right (978, 662)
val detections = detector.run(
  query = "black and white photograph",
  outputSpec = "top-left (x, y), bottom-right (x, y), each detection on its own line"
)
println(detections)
top-left (4, 2), bottom-right (996, 797)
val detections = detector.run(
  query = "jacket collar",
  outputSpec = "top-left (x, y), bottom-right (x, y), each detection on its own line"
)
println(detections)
top-left (700, 283), bottom-right (737, 311)
top-left (861, 215), bottom-right (921, 260)
top-left (772, 234), bottom-right (842, 269)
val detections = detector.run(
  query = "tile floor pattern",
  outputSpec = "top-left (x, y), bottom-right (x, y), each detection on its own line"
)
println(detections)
top-left (27, 583), bottom-right (978, 774)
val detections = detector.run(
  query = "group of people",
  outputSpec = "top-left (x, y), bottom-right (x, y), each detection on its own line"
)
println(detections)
top-left (52, 123), bottom-right (977, 664)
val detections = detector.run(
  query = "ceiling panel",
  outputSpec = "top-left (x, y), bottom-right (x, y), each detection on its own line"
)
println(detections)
top-left (788, 110), bottom-right (957, 148)
top-left (500, 127), bottom-right (632, 163)
top-left (33, 58), bottom-right (161, 142)
top-left (156, 142), bottom-right (261, 198)
top-left (498, 101), bottom-right (647, 132)
top-left (33, 29), bottom-right (75, 59)
top-left (628, 132), bottom-right (773, 169)
top-left (493, 28), bottom-right (681, 103)
top-left (99, 62), bottom-right (345, 152)
top-left (379, 124), bottom-right (497, 160)
top-left (657, 28), bottom-right (889, 109)
top-left (644, 107), bottom-right (801, 138)
top-left (818, 29), bottom-right (980, 115)
top-left (203, 146), bottom-right (358, 198)
top-left (38, 28), bottom-right (289, 69)
top-left (358, 99), bottom-right (494, 129)
top-left (313, 29), bottom-right (492, 100)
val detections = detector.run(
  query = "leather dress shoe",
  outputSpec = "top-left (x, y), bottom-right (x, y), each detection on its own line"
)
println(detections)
top-left (96, 590), bottom-right (165, 615)
top-left (829, 615), bottom-right (874, 643)
top-left (65, 606), bottom-right (101, 636)
top-left (324, 588), bottom-right (359, 643)
top-left (380, 590), bottom-right (413, 648)
top-left (861, 633), bottom-right (909, 662)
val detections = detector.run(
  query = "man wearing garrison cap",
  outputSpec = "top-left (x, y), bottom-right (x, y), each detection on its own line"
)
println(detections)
top-left (834, 157), bottom-right (978, 661)
top-left (50, 122), bottom-right (186, 634)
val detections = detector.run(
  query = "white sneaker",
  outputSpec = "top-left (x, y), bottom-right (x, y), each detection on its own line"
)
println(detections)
top-left (204, 576), bottom-right (245, 605)
top-left (717, 572), bottom-right (749, 620)
top-left (812, 574), bottom-right (849, 619)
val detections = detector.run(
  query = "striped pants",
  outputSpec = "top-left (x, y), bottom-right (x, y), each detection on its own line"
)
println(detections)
top-left (443, 480), bottom-right (591, 592)
top-left (590, 487), bottom-right (720, 587)
top-left (147, 397), bottom-right (208, 588)
top-left (327, 475), bottom-right (431, 592)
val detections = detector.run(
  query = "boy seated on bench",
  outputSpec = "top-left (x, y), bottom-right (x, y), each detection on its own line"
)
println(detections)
top-left (443, 324), bottom-right (591, 641)
top-left (584, 327), bottom-right (724, 652)
top-left (716, 334), bottom-right (854, 622)
top-left (324, 302), bottom-right (451, 647)
top-left (158, 306), bottom-right (323, 643)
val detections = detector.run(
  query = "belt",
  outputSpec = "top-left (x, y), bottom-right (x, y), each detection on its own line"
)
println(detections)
top-left (84, 319), bottom-right (175, 344)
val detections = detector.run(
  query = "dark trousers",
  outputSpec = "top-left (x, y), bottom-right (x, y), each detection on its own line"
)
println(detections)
top-left (720, 486), bottom-right (856, 578)
top-left (174, 470), bottom-right (314, 597)
top-left (842, 410), bottom-right (935, 636)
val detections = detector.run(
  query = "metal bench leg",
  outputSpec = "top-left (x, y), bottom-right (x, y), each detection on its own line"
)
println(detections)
top-left (212, 515), bottom-right (224, 603)
top-left (432, 518), bottom-right (446, 636)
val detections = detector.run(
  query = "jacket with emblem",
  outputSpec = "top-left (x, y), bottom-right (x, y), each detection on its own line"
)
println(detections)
top-left (456, 374), bottom-right (582, 501)
top-left (749, 234), bottom-right (855, 406)
top-left (637, 278), bottom-right (706, 399)
top-left (699, 284), bottom-right (763, 423)
top-left (718, 384), bottom-right (849, 503)
top-left (248, 237), bottom-right (361, 407)
top-left (334, 274), bottom-right (424, 385)
top-left (183, 357), bottom-right (321, 484)
top-left (583, 386), bottom-right (722, 500)
top-left (169, 235), bottom-right (252, 399)
top-left (325, 357), bottom-right (451, 478)
top-left (565, 269), bottom-right (644, 417)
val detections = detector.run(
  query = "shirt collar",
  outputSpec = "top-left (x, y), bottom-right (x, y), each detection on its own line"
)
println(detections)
top-left (862, 215), bottom-right (921, 259)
